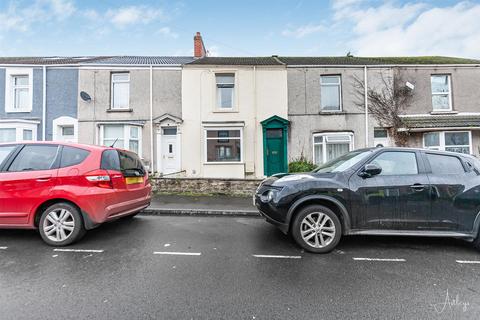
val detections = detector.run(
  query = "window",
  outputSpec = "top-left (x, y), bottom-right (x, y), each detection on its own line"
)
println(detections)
top-left (423, 131), bottom-right (470, 154)
top-left (22, 129), bottom-right (33, 141)
top-left (101, 150), bottom-right (121, 171)
top-left (13, 76), bottom-right (29, 110)
top-left (313, 132), bottom-right (353, 165)
top-left (62, 126), bottom-right (74, 137)
top-left (8, 145), bottom-right (58, 172)
top-left (431, 75), bottom-right (452, 111)
top-left (370, 151), bottom-right (418, 176)
top-left (5, 68), bottom-right (32, 113)
top-left (426, 153), bottom-right (465, 175)
top-left (216, 74), bottom-right (235, 109)
top-left (100, 124), bottom-right (142, 155)
top-left (205, 128), bottom-right (242, 162)
top-left (163, 128), bottom-right (177, 135)
top-left (320, 75), bottom-right (341, 111)
top-left (0, 145), bottom-right (16, 166)
top-left (60, 146), bottom-right (90, 168)
top-left (373, 128), bottom-right (390, 147)
top-left (111, 73), bottom-right (130, 109)
top-left (0, 128), bottom-right (16, 143)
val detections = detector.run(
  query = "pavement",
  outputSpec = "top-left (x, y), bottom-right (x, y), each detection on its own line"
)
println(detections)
top-left (143, 194), bottom-right (257, 216)
top-left (1, 215), bottom-right (480, 320)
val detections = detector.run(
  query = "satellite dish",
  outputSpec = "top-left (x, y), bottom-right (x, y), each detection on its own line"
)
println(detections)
top-left (80, 91), bottom-right (92, 102)
top-left (405, 81), bottom-right (415, 90)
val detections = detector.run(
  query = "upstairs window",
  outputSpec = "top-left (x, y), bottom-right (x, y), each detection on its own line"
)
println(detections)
top-left (320, 75), bottom-right (341, 112)
top-left (111, 73), bottom-right (130, 109)
top-left (216, 74), bottom-right (235, 110)
top-left (431, 75), bottom-right (452, 111)
top-left (13, 76), bottom-right (29, 110)
top-left (5, 68), bottom-right (33, 113)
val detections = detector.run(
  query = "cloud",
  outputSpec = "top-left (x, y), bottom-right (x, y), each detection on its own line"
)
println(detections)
top-left (157, 27), bottom-right (178, 39)
top-left (48, 0), bottom-right (76, 19)
top-left (282, 24), bottom-right (325, 38)
top-left (106, 6), bottom-right (165, 29)
top-left (335, 1), bottom-right (480, 58)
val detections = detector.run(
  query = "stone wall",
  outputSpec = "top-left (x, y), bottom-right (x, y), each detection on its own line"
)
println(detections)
top-left (151, 177), bottom-right (262, 197)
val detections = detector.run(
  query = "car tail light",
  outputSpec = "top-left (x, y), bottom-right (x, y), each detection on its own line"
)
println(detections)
top-left (85, 170), bottom-right (113, 189)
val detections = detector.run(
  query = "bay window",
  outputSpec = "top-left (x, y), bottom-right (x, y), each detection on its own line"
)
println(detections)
top-left (205, 128), bottom-right (242, 163)
top-left (320, 75), bottom-right (342, 112)
top-left (100, 124), bottom-right (142, 155)
top-left (424, 131), bottom-right (471, 154)
top-left (0, 128), bottom-right (16, 143)
top-left (313, 132), bottom-right (353, 165)
top-left (431, 75), bottom-right (452, 111)
top-left (111, 73), bottom-right (130, 109)
top-left (0, 120), bottom-right (38, 142)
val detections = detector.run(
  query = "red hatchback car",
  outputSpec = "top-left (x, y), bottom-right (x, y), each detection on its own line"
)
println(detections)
top-left (0, 142), bottom-right (151, 246)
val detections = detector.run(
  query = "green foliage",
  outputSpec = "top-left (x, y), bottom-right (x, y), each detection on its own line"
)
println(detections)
top-left (288, 157), bottom-right (317, 173)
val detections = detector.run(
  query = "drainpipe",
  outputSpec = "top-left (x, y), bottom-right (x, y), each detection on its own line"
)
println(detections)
top-left (364, 66), bottom-right (369, 147)
top-left (253, 66), bottom-right (257, 176)
top-left (150, 65), bottom-right (154, 173)
top-left (42, 65), bottom-right (46, 141)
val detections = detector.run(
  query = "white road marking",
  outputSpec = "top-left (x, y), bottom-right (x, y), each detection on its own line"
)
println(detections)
top-left (456, 260), bottom-right (480, 264)
top-left (253, 254), bottom-right (302, 259)
top-left (164, 243), bottom-right (171, 247)
top-left (353, 257), bottom-right (406, 262)
top-left (53, 249), bottom-right (104, 253)
top-left (0, 247), bottom-right (7, 250)
top-left (153, 251), bottom-right (201, 256)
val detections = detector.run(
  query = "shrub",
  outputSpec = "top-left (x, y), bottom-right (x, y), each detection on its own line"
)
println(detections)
top-left (288, 156), bottom-right (317, 173)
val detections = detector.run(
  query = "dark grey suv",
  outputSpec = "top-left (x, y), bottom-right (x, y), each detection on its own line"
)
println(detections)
top-left (254, 147), bottom-right (480, 253)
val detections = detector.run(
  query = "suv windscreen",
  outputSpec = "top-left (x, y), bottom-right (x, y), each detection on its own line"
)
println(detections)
top-left (118, 150), bottom-right (145, 177)
top-left (314, 150), bottom-right (373, 173)
top-left (8, 145), bottom-right (59, 172)
top-left (60, 146), bottom-right (90, 168)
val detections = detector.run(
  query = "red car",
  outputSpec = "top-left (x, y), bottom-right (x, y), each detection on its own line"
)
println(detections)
top-left (0, 142), bottom-right (151, 246)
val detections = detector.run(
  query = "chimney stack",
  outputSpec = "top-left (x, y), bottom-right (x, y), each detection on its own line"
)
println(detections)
top-left (194, 32), bottom-right (206, 58)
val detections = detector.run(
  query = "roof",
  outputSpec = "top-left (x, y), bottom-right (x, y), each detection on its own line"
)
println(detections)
top-left (187, 57), bottom-right (283, 66)
top-left (0, 56), bottom-right (194, 66)
top-left (401, 114), bottom-right (480, 130)
top-left (277, 56), bottom-right (480, 66)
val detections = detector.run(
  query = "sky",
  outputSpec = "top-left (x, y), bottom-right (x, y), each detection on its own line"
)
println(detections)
top-left (0, 0), bottom-right (479, 58)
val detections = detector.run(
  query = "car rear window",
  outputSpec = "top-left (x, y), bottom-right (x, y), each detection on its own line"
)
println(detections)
top-left (118, 150), bottom-right (145, 177)
top-left (101, 149), bottom-right (121, 171)
top-left (60, 146), bottom-right (90, 168)
top-left (8, 145), bottom-right (59, 172)
top-left (426, 153), bottom-right (465, 175)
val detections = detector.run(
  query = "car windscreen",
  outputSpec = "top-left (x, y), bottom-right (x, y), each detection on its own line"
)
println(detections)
top-left (314, 150), bottom-right (373, 173)
top-left (118, 150), bottom-right (145, 177)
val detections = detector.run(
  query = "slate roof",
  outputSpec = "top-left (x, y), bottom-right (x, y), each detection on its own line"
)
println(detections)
top-left (401, 114), bottom-right (480, 129)
top-left (187, 57), bottom-right (284, 65)
top-left (0, 56), bottom-right (103, 65)
top-left (277, 56), bottom-right (480, 66)
top-left (0, 56), bottom-right (194, 66)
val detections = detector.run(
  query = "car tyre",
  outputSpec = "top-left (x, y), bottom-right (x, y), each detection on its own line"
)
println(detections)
top-left (39, 202), bottom-right (86, 246)
top-left (473, 233), bottom-right (480, 251)
top-left (291, 205), bottom-right (342, 253)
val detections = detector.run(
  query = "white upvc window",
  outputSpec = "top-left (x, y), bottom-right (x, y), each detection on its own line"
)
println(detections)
top-left (216, 73), bottom-right (235, 110)
top-left (0, 120), bottom-right (38, 142)
top-left (313, 132), bottom-right (354, 165)
top-left (423, 131), bottom-right (471, 154)
top-left (5, 68), bottom-right (33, 113)
top-left (204, 127), bottom-right (243, 163)
top-left (99, 124), bottom-right (142, 156)
top-left (320, 75), bottom-right (342, 112)
top-left (111, 73), bottom-right (130, 109)
top-left (431, 75), bottom-right (452, 111)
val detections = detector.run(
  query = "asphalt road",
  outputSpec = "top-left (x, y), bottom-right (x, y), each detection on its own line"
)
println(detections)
top-left (0, 215), bottom-right (479, 320)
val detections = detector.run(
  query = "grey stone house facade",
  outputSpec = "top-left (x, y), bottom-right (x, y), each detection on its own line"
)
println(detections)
top-left (278, 56), bottom-right (480, 165)
top-left (77, 56), bottom-right (193, 172)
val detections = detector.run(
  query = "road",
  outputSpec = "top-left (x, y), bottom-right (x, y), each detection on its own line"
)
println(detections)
top-left (0, 215), bottom-right (479, 320)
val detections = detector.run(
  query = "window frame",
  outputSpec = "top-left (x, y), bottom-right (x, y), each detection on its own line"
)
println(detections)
top-left (5, 68), bottom-right (33, 113)
top-left (312, 132), bottom-right (354, 165)
top-left (215, 72), bottom-right (236, 111)
top-left (204, 127), bottom-right (243, 164)
top-left (422, 130), bottom-right (471, 154)
top-left (99, 124), bottom-right (143, 157)
top-left (110, 72), bottom-right (130, 110)
top-left (431, 74), bottom-right (453, 112)
top-left (320, 75), bottom-right (342, 112)
top-left (0, 120), bottom-right (38, 142)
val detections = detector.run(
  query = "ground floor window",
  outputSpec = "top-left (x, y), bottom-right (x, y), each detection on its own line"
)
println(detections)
top-left (204, 128), bottom-right (242, 163)
top-left (313, 132), bottom-right (354, 165)
top-left (0, 121), bottom-right (37, 142)
top-left (423, 131), bottom-right (471, 154)
top-left (99, 124), bottom-right (142, 155)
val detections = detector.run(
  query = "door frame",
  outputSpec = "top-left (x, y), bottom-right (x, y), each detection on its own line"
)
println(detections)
top-left (261, 115), bottom-right (289, 177)
top-left (156, 126), bottom-right (181, 175)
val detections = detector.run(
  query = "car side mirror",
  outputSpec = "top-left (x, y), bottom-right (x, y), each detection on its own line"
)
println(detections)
top-left (359, 163), bottom-right (382, 178)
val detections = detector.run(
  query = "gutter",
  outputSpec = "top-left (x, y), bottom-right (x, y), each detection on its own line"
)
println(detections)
top-left (286, 64), bottom-right (480, 68)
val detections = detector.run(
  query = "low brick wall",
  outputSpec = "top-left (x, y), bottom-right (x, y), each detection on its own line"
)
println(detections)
top-left (151, 177), bottom-right (262, 197)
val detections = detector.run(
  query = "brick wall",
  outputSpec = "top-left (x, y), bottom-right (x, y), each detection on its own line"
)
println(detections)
top-left (151, 177), bottom-right (262, 197)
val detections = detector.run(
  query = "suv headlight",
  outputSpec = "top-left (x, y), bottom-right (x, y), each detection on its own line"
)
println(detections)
top-left (260, 188), bottom-right (281, 202)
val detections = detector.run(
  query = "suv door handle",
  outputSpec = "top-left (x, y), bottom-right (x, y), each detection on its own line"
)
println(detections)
top-left (36, 175), bottom-right (52, 182)
top-left (410, 184), bottom-right (425, 191)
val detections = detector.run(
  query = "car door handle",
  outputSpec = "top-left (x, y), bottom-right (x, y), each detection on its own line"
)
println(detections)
top-left (410, 184), bottom-right (425, 191)
top-left (36, 175), bottom-right (52, 182)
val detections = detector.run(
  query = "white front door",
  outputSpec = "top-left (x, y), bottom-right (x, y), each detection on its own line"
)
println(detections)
top-left (160, 127), bottom-right (179, 174)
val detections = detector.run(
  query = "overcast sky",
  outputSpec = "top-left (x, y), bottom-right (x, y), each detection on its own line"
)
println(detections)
top-left (0, 0), bottom-right (479, 58)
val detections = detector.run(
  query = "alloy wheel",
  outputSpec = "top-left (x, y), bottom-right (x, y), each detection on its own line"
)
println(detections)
top-left (300, 212), bottom-right (336, 248)
top-left (42, 209), bottom-right (75, 242)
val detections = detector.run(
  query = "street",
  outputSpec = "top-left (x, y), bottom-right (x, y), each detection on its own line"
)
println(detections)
top-left (0, 215), bottom-right (479, 320)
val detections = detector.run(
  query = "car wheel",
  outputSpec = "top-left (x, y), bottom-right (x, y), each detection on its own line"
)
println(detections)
top-left (39, 202), bottom-right (86, 246)
top-left (291, 205), bottom-right (342, 253)
top-left (473, 233), bottom-right (480, 251)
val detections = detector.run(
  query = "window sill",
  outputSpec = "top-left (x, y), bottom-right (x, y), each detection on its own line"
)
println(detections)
top-left (204, 162), bottom-right (244, 165)
top-left (318, 111), bottom-right (345, 115)
top-left (430, 110), bottom-right (457, 115)
top-left (213, 109), bottom-right (238, 113)
top-left (6, 109), bottom-right (32, 113)
top-left (107, 108), bottom-right (133, 113)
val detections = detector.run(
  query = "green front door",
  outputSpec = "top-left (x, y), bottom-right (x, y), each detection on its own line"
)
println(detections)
top-left (265, 128), bottom-right (285, 176)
